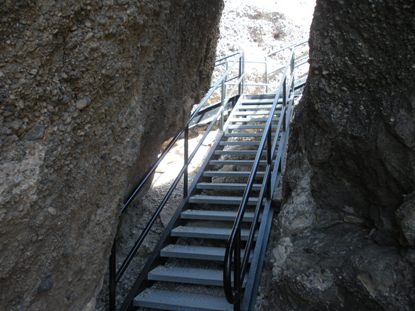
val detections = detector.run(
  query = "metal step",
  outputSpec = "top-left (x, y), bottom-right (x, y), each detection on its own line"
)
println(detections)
top-left (219, 141), bottom-right (260, 146)
top-left (227, 124), bottom-right (266, 129)
top-left (242, 99), bottom-right (275, 104)
top-left (181, 209), bottom-right (255, 222)
top-left (214, 150), bottom-right (267, 156)
top-left (229, 117), bottom-right (273, 123)
top-left (189, 194), bottom-right (260, 205)
top-left (148, 266), bottom-right (237, 287)
top-left (196, 182), bottom-right (262, 191)
top-left (160, 244), bottom-right (249, 261)
top-left (236, 105), bottom-right (272, 110)
top-left (224, 132), bottom-right (266, 138)
top-left (202, 171), bottom-right (265, 178)
top-left (171, 226), bottom-right (254, 240)
top-left (209, 160), bottom-right (267, 166)
top-left (233, 110), bottom-right (274, 116)
top-left (134, 288), bottom-right (233, 311)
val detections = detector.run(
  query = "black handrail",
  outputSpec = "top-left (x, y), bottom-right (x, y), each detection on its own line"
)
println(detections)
top-left (267, 38), bottom-right (308, 57)
top-left (109, 51), bottom-right (244, 311)
top-left (223, 50), bottom-right (297, 308)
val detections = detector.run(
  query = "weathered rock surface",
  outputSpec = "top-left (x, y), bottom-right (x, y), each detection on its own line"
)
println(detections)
top-left (0, 1), bottom-right (222, 310)
top-left (263, 0), bottom-right (415, 310)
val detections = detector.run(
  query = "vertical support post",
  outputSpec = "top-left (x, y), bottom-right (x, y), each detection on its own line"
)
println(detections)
top-left (266, 127), bottom-right (272, 199)
top-left (220, 67), bottom-right (227, 131)
top-left (290, 51), bottom-right (295, 74)
top-left (283, 78), bottom-right (287, 132)
top-left (109, 243), bottom-right (116, 311)
top-left (238, 51), bottom-right (245, 95)
top-left (264, 56), bottom-right (268, 93)
top-left (234, 231), bottom-right (241, 311)
top-left (183, 125), bottom-right (189, 198)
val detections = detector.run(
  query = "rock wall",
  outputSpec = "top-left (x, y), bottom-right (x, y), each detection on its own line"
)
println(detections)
top-left (263, 0), bottom-right (415, 310)
top-left (0, 1), bottom-right (223, 310)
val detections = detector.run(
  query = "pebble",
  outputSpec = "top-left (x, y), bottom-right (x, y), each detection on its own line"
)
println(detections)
top-left (75, 97), bottom-right (91, 110)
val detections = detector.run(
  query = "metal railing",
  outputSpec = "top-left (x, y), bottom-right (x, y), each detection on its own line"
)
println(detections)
top-left (223, 44), bottom-right (305, 310)
top-left (108, 52), bottom-right (244, 311)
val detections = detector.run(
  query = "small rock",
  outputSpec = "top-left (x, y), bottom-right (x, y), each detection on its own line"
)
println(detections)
top-left (75, 97), bottom-right (91, 110)
top-left (9, 120), bottom-right (22, 130)
top-left (47, 207), bottom-right (57, 215)
top-left (344, 215), bottom-right (365, 224)
top-left (25, 124), bottom-right (45, 141)
top-left (37, 275), bottom-right (53, 294)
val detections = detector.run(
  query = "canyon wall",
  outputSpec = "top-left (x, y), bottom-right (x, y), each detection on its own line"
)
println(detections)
top-left (263, 0), bottom-right (415, 310)
top-left (0, 1), bottom-right (222, 310)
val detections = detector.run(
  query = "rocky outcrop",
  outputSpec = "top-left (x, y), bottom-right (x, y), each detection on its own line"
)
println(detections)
top-left (263, 0), bottom-right (415, 310)
top-left (0, 1), bottom-right (222, 310)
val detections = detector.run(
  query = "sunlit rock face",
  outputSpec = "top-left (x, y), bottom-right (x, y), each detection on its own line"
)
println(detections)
top-left (262, 0), bottom-right (415, 310)
top-left (0, 1), bottom-right (222, 310)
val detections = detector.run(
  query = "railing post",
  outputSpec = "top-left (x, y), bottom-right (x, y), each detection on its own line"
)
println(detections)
top-left (183, 125), bottom-right (189, 198)
top-left (220, 63), bottom-right (227, 131)
top-left (234, 230), bottom-right (241, 311)
top-left (290, 51), bottom-right (295, 74)
top-left (283, 78), bottom-right (287, 132)
top-left (266, 128), bottom-right (272, 199)
top-left (238, 51), bottom-right (245, 95)
top-left (109, 242), bottom-right (116, 311)
top-left (264, 56), bottom-right (268, 93)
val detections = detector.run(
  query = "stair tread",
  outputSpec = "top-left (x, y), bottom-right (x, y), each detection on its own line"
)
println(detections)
top-left (134, 288), bottom-right (232, 311)
top-left (214, 150), bottom-right (268, 155)
top-left (209, 160), bottom-right (268, 165)
top-left (242, 99), bottom-right (274, 104)
top-left (161, 244), bottom-right (243, 260)
top-left (224, 133), bottom-right (266, 137)
top-left (219, 141), bottom-right (260, 146)
top-left (171, 225), bottom-right (253, 240)
top-left (230, 117), bottom-right (275, 123)
top-left (189, 194), bottom-right (260, 205)
top-left (181, 209), bottom-right (255, 221)
top-left (227, 124), bottom-right (268, 129)
top-left (233, 110), bottom-right (274, 116)
top-left (148, 266), bottom-right (228, 286)
top-left (203, 171), bottom-right (265, 177)
top-left (196, 182), bottom-right (262, 190)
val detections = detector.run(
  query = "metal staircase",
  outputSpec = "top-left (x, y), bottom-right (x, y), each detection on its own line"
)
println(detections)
top-left (108, 41), bottom-right (309, 311)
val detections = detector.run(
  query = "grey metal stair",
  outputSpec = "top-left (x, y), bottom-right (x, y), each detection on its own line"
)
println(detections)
top-left (131, 95), bottom-right (280, 310)
top-left (171, 226), bottom-right (254, 240)
top-left (181, 209), bottom-right (256, 222)
top-left (134, 288), bottom-right (233, 311)
top-left (126, 44), bottom-right (306, 311)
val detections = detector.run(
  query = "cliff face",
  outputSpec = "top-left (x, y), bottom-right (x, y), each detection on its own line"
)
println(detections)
top-left (0, 1), bottom-right (222, 310)
top-left (263, 0), bottom-right (415, 310)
